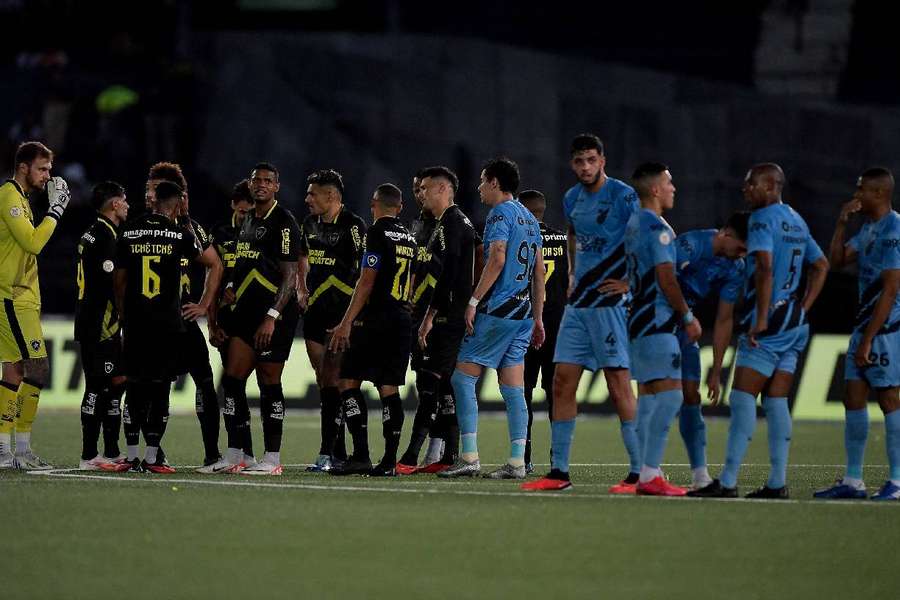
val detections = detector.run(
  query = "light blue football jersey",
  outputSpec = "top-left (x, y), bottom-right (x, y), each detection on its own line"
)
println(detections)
top-left (625, 208), bottom-right (678, 339)
top-left (847, 210), bottom-right (900, 334)
top-left (676, 229), bottom-right (745, 307)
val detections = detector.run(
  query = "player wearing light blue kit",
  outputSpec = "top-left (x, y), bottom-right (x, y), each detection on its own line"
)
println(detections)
top-left (624, 162), bottom-right (700, 496)
top-left (674, 215), bottom-right (748, 489)
top-left (691, 164), bottom-right (829, 500)
top-left (816, 167), bottom-right (900, 501)
top-left (524, 134), bottom-right (640, 493)
top-left (443, 157), bottom-right (545, 480)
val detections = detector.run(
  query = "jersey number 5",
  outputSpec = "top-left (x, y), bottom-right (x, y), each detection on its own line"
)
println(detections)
top-left (142, 255), bottom-right (162, 299)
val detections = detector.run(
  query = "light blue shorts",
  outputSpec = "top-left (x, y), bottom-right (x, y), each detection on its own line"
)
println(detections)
top-left (457, 314), bottom-right (533, 370)
top-left (845, 329), bottom-right (900, 388)
top-left (677, 328), bottom-right (702, 382)
top-left (630, 333), bottom-right (682, 384)
top-left (553, 305), bottom-right (629, 371)
top-left (734, 324), bottom-right (809, 378)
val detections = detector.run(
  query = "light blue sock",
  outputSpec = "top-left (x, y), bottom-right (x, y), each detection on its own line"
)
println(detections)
top-left (642, 389), bottom-right (683, 469)
top-left (720, 389), bottom-right (758, 488)
top-left (620, 420), bottom-right (640, 474)
top-left (763, 397), bottom-right (791, 489)
top-left (679, 403), bottom-right (707, 470)
top-left (885, 410), bottom-right (900, 482)
top-left (500, 384), bottom-right (528, 464)
top-left (635, 393), bottom-right (657, 461)
top-left (844, 407), bottom-right (869, 480)
top-left (550, 419), bottom-right (575, 473)
top-left (451, 370), bottom-right (479, 456)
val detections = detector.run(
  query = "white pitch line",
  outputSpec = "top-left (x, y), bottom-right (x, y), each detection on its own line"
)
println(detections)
top-left (25, 470), bottom-right (899, 508)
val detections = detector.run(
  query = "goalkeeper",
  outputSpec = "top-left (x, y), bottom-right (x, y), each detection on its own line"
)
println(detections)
top-left (0, 141), bottom-right (70, 470)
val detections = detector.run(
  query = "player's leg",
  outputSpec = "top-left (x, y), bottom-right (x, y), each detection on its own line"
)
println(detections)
top-left (101, 376), bottom-right (126, 462)
top-left (431, 376), bottom-right (456, 467)
top-left (398, 367), bottom-right (440, 470)
top-left (330, 321), bottom-right (373, 475)
top-left (815, 378), bottom-right (871, 499)
top-left (122, 382), bottom-right (147, 469)
top-left (678, 338), bottom-right (711, 489)
top-left (372, 385), bottom-right (404, 475)
top-left (185, 323), bottom-right (221, 466)
top-left (523, 345), bottom-right (541, 471)
top-left (746, 369), bottom-right (795, 498)
top-left (872, 386), bottom-right (900, 500)
top-left (11, 357), bottom-right (52, 470)
top-left (141, 379), bottom-right (175, 473)
top-left (218, 336), bottom-right (256, 472)
top-left (79, 375), bottom-right (105, 466)
top-left (607, 367), bottom-right (641, 492)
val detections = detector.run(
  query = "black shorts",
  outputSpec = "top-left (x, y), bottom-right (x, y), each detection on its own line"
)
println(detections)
top-left (225, 300), bottom-right (300, 364)
top-left (410, 317), bottom-right (466, 377)
top-left (302, 301), bottom-right (346, 345)
top-left (123, 330), bottom-right (180, 381)
top-left (525, 314), bottom-right (561, 390)
top-left (175, 320), bottom-right (212, 376)
top-left (78, 336), bottom-right (123, 378)
top-left (341, 313), bottom-right (412, 386)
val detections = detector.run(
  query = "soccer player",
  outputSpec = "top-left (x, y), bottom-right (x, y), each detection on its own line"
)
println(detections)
top-left (0, 141), bottom-right (69, 470)
top-left (144, 162), bottom-right (224, 469)
top-left (816, 167), bottom-right (900, 501)
top-left (115, 181), bottom-right (219, 473)
top-left (298, 169), bottom-right (366, 472)
top-left (327, 184), bottom-right (416, 476)
top-left (75, 181), bottom-right (131, 471)
top-left (442, 157), bottom-right (545, 479)
top-left (520, 190), bottom-right (568, 473)
top-left (217, 162), bottom-right (301, 475)
top-left (399, 166), bottom-right (478, 474)
top-left (690, 164), bottom-right (829, 499)
top-left (524, 134), bottom-right (640, 492)
top-left (673, 213), bottom-right (749, 489)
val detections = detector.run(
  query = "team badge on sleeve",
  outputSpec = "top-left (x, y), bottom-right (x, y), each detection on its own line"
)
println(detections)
top-left (9, 206), bottom-right (21, 218)
top-left (659, 232), bottom-right (671, 245)
top-left (102, 260), bottom-right (115, 273)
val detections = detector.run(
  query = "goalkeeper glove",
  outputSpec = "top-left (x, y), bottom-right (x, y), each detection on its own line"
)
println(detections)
top-left (47, 176), bottom-right (70, 221)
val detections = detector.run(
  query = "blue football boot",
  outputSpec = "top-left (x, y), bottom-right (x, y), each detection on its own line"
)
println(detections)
top-left (813, 480), bottom-right (867, 500)
top-left (871, 481), bottom-right (900, 501)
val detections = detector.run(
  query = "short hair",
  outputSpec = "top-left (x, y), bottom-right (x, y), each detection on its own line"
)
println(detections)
top-left (724, 211), bottom-right (750, 242)
top-left (14, 141), bottom-right (53, 169)
top-left (149, 161), bottom-right (187, 192)
top-left (482, 157), bottom-right (520, 195)
top-left (419, 165), bottom-right (459, 195)
top-left (231, 179), bottom-right (253, 204)
top-left (570, 133), bottom-right (604, 156)
top-left (307, 169), bottom-right (344, 195)
top-left (519, 189), bottom-right (546, 205)
top-left (861, 166), bottom-right (894, 181)
top-left (374, 183), bottom-right (402, 208)
top-left (91, 181), bottom-right (125, 211)
top-left (631, 161), bottom-right (669, 198)
top-left (154, 180), bottom-right (183, 205)
top-left (252, 161), bottom-right (279, 182)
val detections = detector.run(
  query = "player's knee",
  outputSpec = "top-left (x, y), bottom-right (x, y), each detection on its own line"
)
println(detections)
top-left (22, 358), bottom-right (49, 387)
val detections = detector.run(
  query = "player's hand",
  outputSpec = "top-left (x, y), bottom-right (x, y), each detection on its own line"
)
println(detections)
top-left (839, 198), bottom-right (862, 223)
top-left (567, 274), bottom-right (576, 298)
top-left (854, 338), bottom-right (874, 368)
top-left (598, 278), bottom-right (629, 296)
top-left (684, 316), bottom-right (702, 343)
top-left (254, 316), bottom-right (276, 351)
top-left (221, 287), bottom-right (236, 306)
top-left (182, 302), bottom-right (207, 321)
top-left (749, 319), bottom-right (767, 348)
top-left (464, 305), bottom-right (477, 336)
top-left (327, 320), bottom-right (352, 353)
top-left (46, 176), bottom-right (70, 220)
top-left (418, 316), bottom-right (433, 350)
top-left (531, 319), bottom-right (545, 349)
top-left (296, 286), bottom-right (309, 312)
top-left (706, 368), bottom-right (722, 406)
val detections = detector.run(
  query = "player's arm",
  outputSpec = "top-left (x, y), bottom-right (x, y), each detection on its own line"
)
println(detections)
top-left (255, 218), bottom-right (301, 350)
top-left (707, 299), bottom-right (735, 405)
top-left (113, 267), bottom-right (127, 323)
top-left (420, 225), bottom-right (464, 345)
top-left (530, 252), bottom-right (546, 349)
top-left (829, 198), bottom-right (861, 268)
top-left (296, 254), bottom-right (310, 311)
top-left (656, 262), bottom-right (701, 342)
top-left (465, 239), bottom-right (507, 334)
top-left (328, 267), bottom-right (376, 353)
top-left (749, 250), bottom-right (773, 344)
top-left (183, 246), bottom-right (223, 322)
top-left (1, 199), bottom-right (57, 255)
top-left (856, 268), bottom-right (900, 368)
top-left (566, 223), bottom-right (577, 297)
top-left (800, 255), bottom-right (829, 313)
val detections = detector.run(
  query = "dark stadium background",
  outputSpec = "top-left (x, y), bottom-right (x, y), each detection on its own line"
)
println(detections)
top-left (3, 0), bottom-right (896, 410)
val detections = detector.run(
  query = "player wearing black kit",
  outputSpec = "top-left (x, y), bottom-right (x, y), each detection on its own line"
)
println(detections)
top-left (328, 184), bottom-right (416, 476)
top-left (397, 166), bottom-right (478, 474)
top-left (520, 190), bottom-right (568, 472)
top-left (217, 162), bottom-right (301, 475)
top-left (298, 169), bottom-right (366, 472)
top-left (75, 181), bottom-right (131, 471)
top-left (114, 181), bottom-right (220, 473)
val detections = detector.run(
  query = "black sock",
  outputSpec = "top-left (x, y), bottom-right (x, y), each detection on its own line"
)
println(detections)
top-left (437, 376), bottom-right (459, 464)
top-left (341, 388), bottom-right (369, 461)
top-left (380, 393), bottom-right (404, 464)
top-left (260, 383), bottom-right (285, 453)
top-left (334, 408), bottom-right (348, 460)
top-left (222, 375), bottom-right (250, 452)
top-left (400, 370), bottom-right (439, 465)
top-left (143, 382), bottom-right (171, 453)
top-left (80, 377), bottom-right (104, 460)
top-left (102, 381), bottom-right (124, 458)
top-left (524, 386), bottom-right (534, 464)
top-left (194, 375), bottom-right (221, 461)
top-left (319, 386), bottom-right (340, 455)
top-left (123, 383), bottom-right (148, 448)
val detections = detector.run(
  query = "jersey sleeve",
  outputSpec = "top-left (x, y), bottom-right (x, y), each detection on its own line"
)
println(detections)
top-left (278, 213), bottom-right (301, 262)
top-left (362, 224), bottom-right (387, 271)
top-left (675, 234), bottom-right (699, 271)
top-left (720, 261), bottom-right (745, 303)
top-left (298, 219), bottom-right (309, 256)
top-left (882, 220), bottom-right (900, 272)
top-left (483, 206), bottom-right (513, 244)
top-left (618, 187), bottom-right (640, 223)
top-left (0, 191), bottom-right (57, 255)
top-left (803, 235), bottom-right (825, 264)
top-left (562, 187), bottom-right (577, 223)
top-left (846, 230), bottom-right (862, 253)
top-left (429, 217), bottom-right (465, 314)
top-left (646, 217), bottom-right (675, 266)
top-left (194, 221), bottom-right (212, 250)
top-left (747, 213), bottom-right (774, 255)
top-left (182, 228), bottom-right (201, 261)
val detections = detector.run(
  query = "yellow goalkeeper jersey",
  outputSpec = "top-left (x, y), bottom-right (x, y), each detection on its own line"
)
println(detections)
top-left (0, 179), bottom-right (57, 308)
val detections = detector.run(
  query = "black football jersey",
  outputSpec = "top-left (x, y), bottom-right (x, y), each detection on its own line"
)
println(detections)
top-left (74, 215), bottom-right (120, 343)
top-left (116, 213), bottom-right (200, 334)
top-left (299, 206), bottom-right (366, 312)
top-left (179, 218), bottom-right (212, 305)
top-left (413, 204), bottom-right (478, 321)
top-left (209, 214), bottom-right (241, 286)
top-left (539, 221), bottom-right (569, 321)
top-left (231, 201), bottom-right (301, 313)
top-left (360, 216), bottom-right (417, 321)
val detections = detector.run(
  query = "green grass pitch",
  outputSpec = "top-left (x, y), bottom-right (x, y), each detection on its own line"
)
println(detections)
top-left (5, 410), bottom-right (898, 599)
